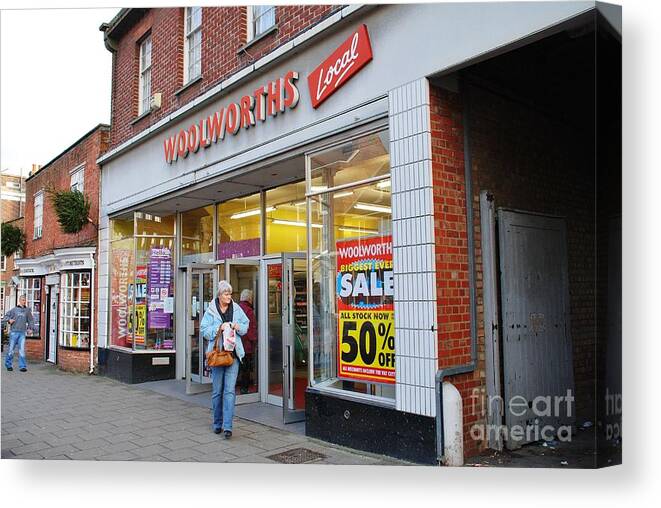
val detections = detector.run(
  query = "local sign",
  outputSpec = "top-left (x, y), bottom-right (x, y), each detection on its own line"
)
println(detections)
top-left (307, 24), bottom-right (373, 109)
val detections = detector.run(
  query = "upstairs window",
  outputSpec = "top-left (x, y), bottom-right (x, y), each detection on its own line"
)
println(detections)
top-left (248, 5), bottom-right (275, 41)
top-left (33, 191), bottom-right (43, 239)
top-left (184, 7), bottom-right (202, 83)
top-left (138, 34), bottom-right (152, 115)
top-left (70, 164), bottom-right (84, 193)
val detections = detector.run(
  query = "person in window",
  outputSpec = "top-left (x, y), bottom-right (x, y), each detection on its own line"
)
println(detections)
top-left (200, 280), bottom-right (249, 439)
top-left (2, 294), bottom-right (34, 372)
top-left (237, 289), bottom-right (257, 394)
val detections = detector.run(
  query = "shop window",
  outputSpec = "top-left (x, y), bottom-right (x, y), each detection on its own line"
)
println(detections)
top-left (247, 5), bottom-right (275, 41)
top-left (181, 205), bottom-right (214, 264)
top-left (59, 272), bottom-right (91, 349)
top-left (33, 191), bottom-right (43, 239)
top-left (20, 277), bottom-right (41, 337)
top-left (184, 7), bottom-right (202, 83)
top-left (70, 164), bottom-right (85, 193)
top-left (308, 131), bottom-right (390, 193)
top-left (217, 192), bottom-right (261, 260)
top-left (0, 285), bottom-right (5, 316)
top-left (307, 130), bottom-right (395, 401)
top-left (265, 181), bottom-right (314, 254)
top-left (138, 34), bottom-right (152, 115)
top-left (109, 212), bottom-right (176, 351)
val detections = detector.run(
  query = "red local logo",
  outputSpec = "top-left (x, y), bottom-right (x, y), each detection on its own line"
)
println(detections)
top-left (307, 24), bottom-right (373, 109)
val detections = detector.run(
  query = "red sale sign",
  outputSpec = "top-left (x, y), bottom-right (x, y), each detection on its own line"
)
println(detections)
top-left (307, 24), bottom-right (373, 109)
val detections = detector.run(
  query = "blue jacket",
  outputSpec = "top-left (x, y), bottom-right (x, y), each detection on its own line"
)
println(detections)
top-left (200, 299), bottom-right (249, 362)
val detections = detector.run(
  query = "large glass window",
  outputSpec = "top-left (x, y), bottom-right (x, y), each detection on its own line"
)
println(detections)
top-left (265, 181), bottom-right (314, 254)
top-left (308, 130), bottom-right (395, 401)
top-left (217, 192), bottom-right (261, 260)
top-left (59, 272), bottom-right (91, 348)
top-left (110, 217), bottom-right (134, 349)
top-left (109, 212), bottom-right (176, 350)
top-left (20, 277), bottom-right (41, 337)
top-left (181, 205), bottom-right (214, 264)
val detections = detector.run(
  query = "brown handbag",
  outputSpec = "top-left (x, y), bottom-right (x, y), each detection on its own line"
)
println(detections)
top-left (206, 324), bottom-right (234, 368)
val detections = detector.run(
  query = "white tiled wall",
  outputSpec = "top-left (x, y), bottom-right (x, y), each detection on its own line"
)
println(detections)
top-left (389, 78), bottom-right (438, 417)
top-left (96, 214), bottom-right (110, 349)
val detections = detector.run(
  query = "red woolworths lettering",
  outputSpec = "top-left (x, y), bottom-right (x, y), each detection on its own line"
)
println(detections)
top-left (307, 24), bottom-right (373, 109)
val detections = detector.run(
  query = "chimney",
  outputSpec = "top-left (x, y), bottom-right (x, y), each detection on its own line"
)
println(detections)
top-left (31, 163), bottom-right (41, 175)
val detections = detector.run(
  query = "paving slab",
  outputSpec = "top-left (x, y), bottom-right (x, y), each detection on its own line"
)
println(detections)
top-left (2, 361), bottom-right (409, 466)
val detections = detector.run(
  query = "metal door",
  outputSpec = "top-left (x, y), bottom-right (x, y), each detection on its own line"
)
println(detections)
top-left (282, 252), bottom-right (308, 423)
top-left (498, 209), bottom-right (574, 448)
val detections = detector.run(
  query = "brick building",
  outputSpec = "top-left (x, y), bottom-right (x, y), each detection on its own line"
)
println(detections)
top-left (95, 4), bottom-right (620, 466)
top-left (15, 125), bottom-right (110, 373)
top-left (1, 172), bottom-right (27, 317)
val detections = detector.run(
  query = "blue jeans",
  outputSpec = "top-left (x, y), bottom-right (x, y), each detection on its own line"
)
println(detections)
top-left (5, 331), bottom-right (27, 370)
top-left (211, 358), bottom-right (239, 432)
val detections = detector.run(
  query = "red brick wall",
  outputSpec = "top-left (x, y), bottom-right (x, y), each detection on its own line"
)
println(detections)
top-left (467, 83), bottom-right (595, 421)
top-left (57, 347), bottom-right (90, 374)
top-left (430, 86), bottom-right (483, 458)
top-left (109, 6), bottom-right (341, 150)
top-left (23, 127), bottom-right (109, 257)
top-left (21, 127), bottom-right (108, 367)
top-left (429, 80), bottom-right (596, 458)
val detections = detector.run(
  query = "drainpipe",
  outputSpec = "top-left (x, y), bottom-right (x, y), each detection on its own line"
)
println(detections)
top-left (435, 76), bottom-right (477, 465)
top-left (89, 252), bottom-right (96, 375)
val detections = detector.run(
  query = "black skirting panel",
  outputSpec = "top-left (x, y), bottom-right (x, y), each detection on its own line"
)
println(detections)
top-left (305, 389), bottom-right (437, 465)
top-left (97, 347), bottom-right (176, 384)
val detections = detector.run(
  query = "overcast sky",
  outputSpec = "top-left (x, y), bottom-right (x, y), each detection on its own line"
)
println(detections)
top-left (1, 7), bottom-right (116, 176)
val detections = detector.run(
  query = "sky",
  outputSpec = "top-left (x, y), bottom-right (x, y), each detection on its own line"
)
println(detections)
top-left (1, 7), bottom-right (116, 176)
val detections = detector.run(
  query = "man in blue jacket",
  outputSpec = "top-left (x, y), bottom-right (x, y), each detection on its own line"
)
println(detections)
top-left (2, 294), bottom-right (34, 372)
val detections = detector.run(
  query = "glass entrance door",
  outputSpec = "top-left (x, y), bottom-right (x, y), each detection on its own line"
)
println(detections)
top-left (265, 259), bottom-right (284, 405)
top-left (185, 265), bottom-right (216, 394)
top-left (225, 259), bottom-right (260, 404)
top-left (282, 253), bottom-right (308, 423)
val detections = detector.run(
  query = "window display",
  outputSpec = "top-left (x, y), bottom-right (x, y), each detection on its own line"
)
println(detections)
top-left (20, 277), bottom-right (41, 337)
top-left (308, 130), bottom-right (395, 400)
top-left (59, 271), bottom-right (91, 348)
top-left (109, 212), bottom-right (175, 350)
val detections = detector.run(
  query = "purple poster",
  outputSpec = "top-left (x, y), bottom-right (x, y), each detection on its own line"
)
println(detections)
top-left (217, 238), bottom-right (260, 260)
top-left (148, 247), bottom-right (172, 329)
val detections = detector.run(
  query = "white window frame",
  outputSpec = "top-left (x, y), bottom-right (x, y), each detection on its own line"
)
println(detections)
top-left (183, 6), bottom-right (202, 84)
top-left (1, 255), bottom-right (6, 271)
top-left (138, 34), bottom-right (152, 115)
top-left (20, 277), bottom-right (41, 337)
top-left (59, 271), bottom-right (92, 349)
top-left (0, 285), bottom-right (5, 316)
top-left (33, 191), bottom-right (43, 239)
top-left (70, 164), bottom-right (85, 193)
top-left (247, 5), bottom-right (276, 41)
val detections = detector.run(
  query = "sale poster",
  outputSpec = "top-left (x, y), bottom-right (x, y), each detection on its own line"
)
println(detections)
top-left (148, 247), bottom-right (172, 329)
top-left (336, 235), bottom-right (395, 384)
top-left (111, 247), bottom-right (133, 348)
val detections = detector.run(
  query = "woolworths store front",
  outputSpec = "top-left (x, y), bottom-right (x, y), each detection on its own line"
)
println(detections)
top-left (96, 3), bottom-right (611, 463)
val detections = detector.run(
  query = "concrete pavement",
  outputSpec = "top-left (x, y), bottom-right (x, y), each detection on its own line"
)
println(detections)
top-left (1, 361), bottom-right (408, 465)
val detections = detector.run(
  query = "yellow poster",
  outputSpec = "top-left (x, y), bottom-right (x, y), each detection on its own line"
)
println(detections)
top-left (135, 304), bottom-right (146, 345)
top-left (336, 235), bottom-right (395, 384)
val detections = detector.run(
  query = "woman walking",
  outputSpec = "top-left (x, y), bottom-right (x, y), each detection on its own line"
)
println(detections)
top-left (200, 280), bottom-right (249, 439)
